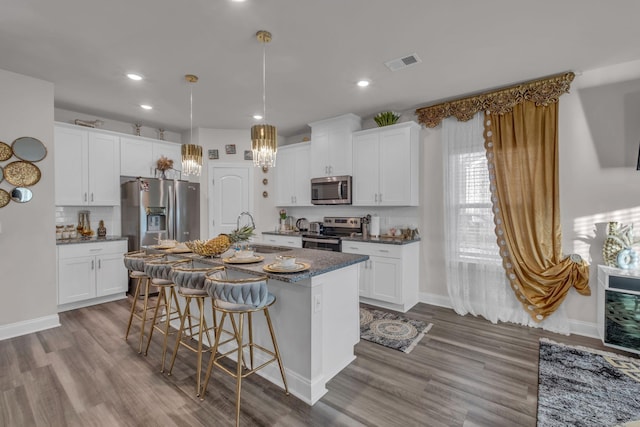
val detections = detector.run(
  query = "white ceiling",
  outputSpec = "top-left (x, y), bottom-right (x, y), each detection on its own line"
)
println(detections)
top-left (2, 0), bottom-right (640, 137)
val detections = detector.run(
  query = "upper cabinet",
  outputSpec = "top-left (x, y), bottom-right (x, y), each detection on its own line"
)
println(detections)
top-left (309, 114), bottom-right (361, 178)
top-left (275, 142), bottom-right (311, 207)
top-left (352, 121), bottom-right (420, 206)
top-left (121, 137), bottom-right (182, 178)
top-left (54, 124), bottom-right (120, 206)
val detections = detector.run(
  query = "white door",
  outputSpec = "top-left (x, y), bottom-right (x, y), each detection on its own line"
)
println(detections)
top-left (209, 164), bottom-right (253, 238)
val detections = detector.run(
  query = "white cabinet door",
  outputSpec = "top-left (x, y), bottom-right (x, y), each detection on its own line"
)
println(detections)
top-left (275, 142), bottom-right (310, 206)
top-left (54, 124), bottom-right (120, 206)
top-left (369, 256), bottom-right (402, 303)
top-left (58, 255), bottom-right (96, 304)
top-left (96, 252), bottom-right (128, 296)
top-left (309, 114), bottom-right (361, 178)
top-left (275, 147), bottom-right (296, 206)
top-left (352, 121), bottom-right (419, 207)
top-left (352, 132), bottom-right (379, 206)
top-left (54, 126), bottom-right (88, 205)
top-left (121, 137), bottom-right (153, 177)
top-left (153, 141), bottom-right (182, 176)
top-left (88, 132), bottom-right (120, 205)
top-left (379, 126), bottom-right (412, 206)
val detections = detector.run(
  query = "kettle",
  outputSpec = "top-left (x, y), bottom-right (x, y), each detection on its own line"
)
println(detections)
top-left (296, 217), bottom-right (309, 231)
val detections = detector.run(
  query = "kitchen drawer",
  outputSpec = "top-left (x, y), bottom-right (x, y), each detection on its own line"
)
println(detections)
top-left (262, 234), bottom-right (302, 248)
top-left (342, 242), bottom-right (403, 258)
top-left (58, 241), bottom-right (127, 259)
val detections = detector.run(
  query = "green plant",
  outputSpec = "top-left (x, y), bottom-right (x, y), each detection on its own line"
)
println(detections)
top-left (374, 111), bottom-right (400, 127)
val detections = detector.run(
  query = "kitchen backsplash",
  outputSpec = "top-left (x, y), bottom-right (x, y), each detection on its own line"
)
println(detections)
top-left (56, 206), bottom-right (121, 236)
top-left (282, 206), bottom-right (420, 234)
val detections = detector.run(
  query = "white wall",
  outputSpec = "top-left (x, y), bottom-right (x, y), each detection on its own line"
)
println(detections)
top-left (0, 69), bottom-right (58, 332)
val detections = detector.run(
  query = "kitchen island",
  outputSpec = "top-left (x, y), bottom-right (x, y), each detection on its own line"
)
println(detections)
top-left (149, 245), bottom-right (368, 405)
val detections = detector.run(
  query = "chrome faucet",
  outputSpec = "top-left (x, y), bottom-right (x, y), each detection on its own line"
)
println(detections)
top-left (236, 211), bottom-right (256, 230)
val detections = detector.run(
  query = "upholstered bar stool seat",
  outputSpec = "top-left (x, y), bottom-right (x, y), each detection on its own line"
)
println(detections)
top-left (123, 251), bottom-right (166, 353)
top-left (201, 268), bottom-right (289, 426)
top-left (143, 258), bottom-right (190, 372)
top-left (167, 265), bottom-right (226, 396)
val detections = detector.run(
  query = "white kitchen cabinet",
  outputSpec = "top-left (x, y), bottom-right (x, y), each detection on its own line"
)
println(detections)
top-left (275, 142), bottom-right (311, 206)
top-left (262, 234), bottom-right (302, 248)
top-left (352, 121), bottom-right (420, 206)
top-left (342, 240), bottom-right (419, 312)
top-left (54, 124), bottom-right (120, 206)
top-left (57, 240), bottom-right (128, 310)
top-left (121, 136), bottom-right (182, 178)
top-left (309, 114), bottom-right (361, 178)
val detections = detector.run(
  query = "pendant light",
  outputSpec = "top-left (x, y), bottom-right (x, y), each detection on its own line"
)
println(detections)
top-left (251, 30), bottom-right (277, 168)
top-left (182, 74), bottom-right (203, 176)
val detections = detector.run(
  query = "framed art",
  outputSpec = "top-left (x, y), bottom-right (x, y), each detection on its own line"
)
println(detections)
top-left (244, 150), bottom-right (253, 161)
top-left (225, 144), bottom-right (236, 155)
top-left (208, 149), bottom-right (219, 160)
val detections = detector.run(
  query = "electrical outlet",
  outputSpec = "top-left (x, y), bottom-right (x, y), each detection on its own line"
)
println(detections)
top-left (313, 294), bottom-right (321, 312)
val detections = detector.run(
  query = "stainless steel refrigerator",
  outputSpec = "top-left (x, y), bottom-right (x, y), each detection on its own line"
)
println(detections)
top-left (121, 178), bottom-right (200, 252)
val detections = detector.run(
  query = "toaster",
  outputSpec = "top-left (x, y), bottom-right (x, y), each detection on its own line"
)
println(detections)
top-left (308, 222), bottom-right (323, 234)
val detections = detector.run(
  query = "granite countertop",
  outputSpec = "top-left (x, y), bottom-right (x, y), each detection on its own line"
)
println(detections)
top-left (146, 245), bottom-right (368, 284)
top-left (262, 230), bottom-right (420, 245)
top-left (56, 235), bottom-right (128, 245)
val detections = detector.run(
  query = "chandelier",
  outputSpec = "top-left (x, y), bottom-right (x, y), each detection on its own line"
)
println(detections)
top-left (182, 74), bottom-right (203, 176)
top-left (251, 30), bottom-right (277, 168)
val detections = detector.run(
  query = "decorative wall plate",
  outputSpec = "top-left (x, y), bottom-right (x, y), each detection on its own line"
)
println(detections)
top-left (4, 161), bottom-right (41, 186)
top-left (0, 189), bottom-right (9, 208)
top-left (0, 142), bottom-right (11, 161)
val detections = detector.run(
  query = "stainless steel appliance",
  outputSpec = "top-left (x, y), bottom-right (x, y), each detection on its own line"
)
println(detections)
top-left (302, 216), bottom-right (362, 252)
top-left (121, 178), bottom-right (200, 252)
top-left (296, 218), bottom-right (309, 231)
top-left (311, 175), bottom-right (352, 205)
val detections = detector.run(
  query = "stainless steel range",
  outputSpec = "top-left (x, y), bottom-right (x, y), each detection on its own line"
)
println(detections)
top-left (302, 216), bottom-right (363, 252)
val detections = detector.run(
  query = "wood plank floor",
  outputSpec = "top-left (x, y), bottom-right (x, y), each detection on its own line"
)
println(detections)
top-left (0, 298), bottom-right (632, 426)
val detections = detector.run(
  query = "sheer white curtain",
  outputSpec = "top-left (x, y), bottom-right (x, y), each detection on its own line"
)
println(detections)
top-left (442, 114), bottom-right (569, 334)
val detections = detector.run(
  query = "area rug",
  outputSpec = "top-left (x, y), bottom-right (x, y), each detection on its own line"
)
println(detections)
top-left (359, 306), bottom-right (432, 353)
top-left (537, 338), bottom-right (640, 427)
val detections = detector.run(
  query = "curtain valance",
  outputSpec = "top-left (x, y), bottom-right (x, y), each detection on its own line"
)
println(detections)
top-left (415, 72), bottom-right (575, 128)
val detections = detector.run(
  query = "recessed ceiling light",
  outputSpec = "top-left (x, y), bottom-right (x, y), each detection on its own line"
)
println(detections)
top-left (253, 114), bottom-right (263, 120)
top-left (357, 80), bottom-right (370, 88)
top-left (231, 0), bottom-right (246, 2)
top-left (127, 73), bottom-right (143, 81)
top-left (140, 104), bottom-right (153, 110)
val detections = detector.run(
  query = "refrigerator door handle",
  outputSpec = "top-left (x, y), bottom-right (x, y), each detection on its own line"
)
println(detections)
top-left (167, 183), bottom-right (175, 240)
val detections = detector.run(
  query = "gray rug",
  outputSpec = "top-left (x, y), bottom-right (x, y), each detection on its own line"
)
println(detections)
top-left (359, 306), bottom-right (432, 353)
top-left (537, 338), bottom-right (640, 427)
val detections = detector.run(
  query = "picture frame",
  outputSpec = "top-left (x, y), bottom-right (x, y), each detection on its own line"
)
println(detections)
top-left (208, 149), bottom-right (219, 160)
top-left (244, 150), bottom-right (253, 161)
top-left (225, 144), bottom-right (236, 155)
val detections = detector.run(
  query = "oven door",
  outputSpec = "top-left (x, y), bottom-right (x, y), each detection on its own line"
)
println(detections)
top-left (302, 236), bottom-right (341, 252)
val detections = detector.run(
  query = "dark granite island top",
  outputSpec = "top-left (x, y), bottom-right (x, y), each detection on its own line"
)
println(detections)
top-left (147, 245), bottom-right (368, 284)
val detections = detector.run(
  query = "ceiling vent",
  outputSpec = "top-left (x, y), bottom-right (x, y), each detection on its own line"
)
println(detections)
top-left (384, 54), bottom-right (422, 72)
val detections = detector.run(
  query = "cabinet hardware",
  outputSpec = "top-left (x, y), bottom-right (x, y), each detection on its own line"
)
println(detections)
top-left (98, 259), bottom-right (101, 269)
top-left (84, 193), bottom-right (88, 202)
top-left (91, 260), bottom-right (95, 270)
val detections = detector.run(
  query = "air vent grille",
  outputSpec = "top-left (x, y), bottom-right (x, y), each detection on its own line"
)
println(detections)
top-left (384, 54), bottom-right (422, 72)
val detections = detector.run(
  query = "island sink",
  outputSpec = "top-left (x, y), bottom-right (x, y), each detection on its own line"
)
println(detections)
top-left (252, 245), bottom-right (294, 254)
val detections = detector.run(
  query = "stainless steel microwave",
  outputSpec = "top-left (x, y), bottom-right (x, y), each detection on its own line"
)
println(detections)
top-left (311, 176), bottom-right (352, 205)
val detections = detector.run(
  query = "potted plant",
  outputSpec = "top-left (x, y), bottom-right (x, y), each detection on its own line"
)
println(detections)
top-left (374, 111), bottom-right (400, 127)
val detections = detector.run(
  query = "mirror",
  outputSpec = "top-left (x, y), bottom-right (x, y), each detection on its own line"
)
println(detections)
top-left (11, 137), bottom-right (47, 162)
top-left (11, 187), bottom-right (32, 203)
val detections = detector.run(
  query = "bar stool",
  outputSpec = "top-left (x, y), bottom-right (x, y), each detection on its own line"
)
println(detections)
top-left (143, 257), bottom-right (190, 372)
top-left (167, 265), bottom-right (224, 396)
top-left (123, 251), bottom-right (166, 353)
top-left (201, 268), bottom-right (289, 426)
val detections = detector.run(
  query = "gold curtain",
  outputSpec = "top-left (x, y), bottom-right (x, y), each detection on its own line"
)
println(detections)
top-left (484, 101), bottom-right (590, 322)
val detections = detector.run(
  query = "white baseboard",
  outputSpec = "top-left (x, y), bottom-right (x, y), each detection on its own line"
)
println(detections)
top-left (57, 293), bottom-right (127, 312)
top-left (419, 292), bottom-right (599, 339)
top-left (0, 314), bottom-right (60, 341)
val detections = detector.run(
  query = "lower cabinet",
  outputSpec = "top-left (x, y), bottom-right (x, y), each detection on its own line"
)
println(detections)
top-left (57, 240), bottom-right (128, 310)
top-left (342, 241), bottom-right (419, 312)
top-left (261, 234), bottom-right (302, 248)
